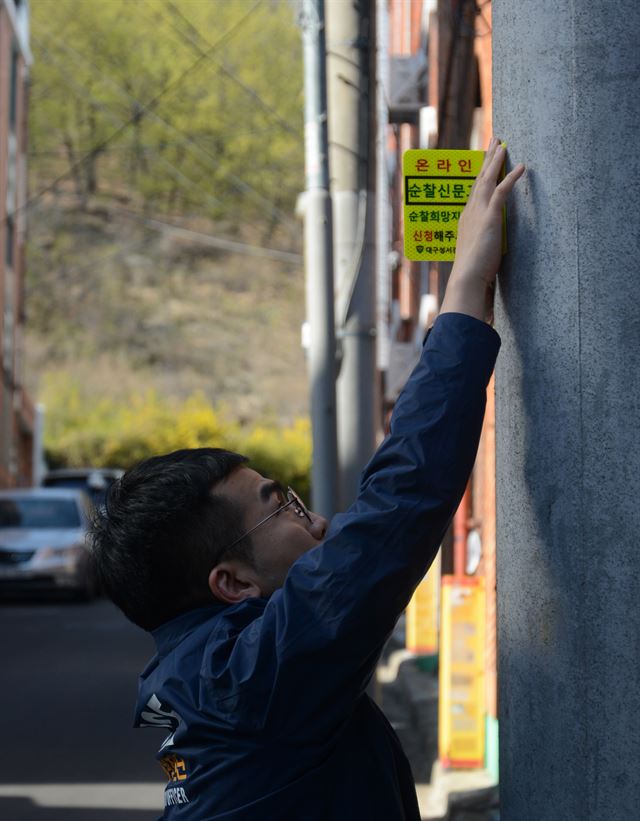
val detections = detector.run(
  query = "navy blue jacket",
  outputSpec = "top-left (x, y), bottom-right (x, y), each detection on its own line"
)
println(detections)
top-left (135, 312), bottom-right (500, 820)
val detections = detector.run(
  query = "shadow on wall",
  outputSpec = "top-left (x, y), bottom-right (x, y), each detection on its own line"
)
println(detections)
top-left (498, 162), bottom-right (581, 650)
top-left (496, 161), bottom-right (588, 817)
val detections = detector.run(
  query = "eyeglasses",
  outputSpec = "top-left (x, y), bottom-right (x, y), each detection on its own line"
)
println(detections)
top-left (226, 486), bottom-right (312, 551)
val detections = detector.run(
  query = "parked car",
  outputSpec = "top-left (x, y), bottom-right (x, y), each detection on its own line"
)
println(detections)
top-left (42, 467), bottom-right (124, 508)
top-left (0, 488), bottom-right (97, 600)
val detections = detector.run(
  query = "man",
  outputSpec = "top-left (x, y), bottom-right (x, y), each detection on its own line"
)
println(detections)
top-left (91, 138), bottom-right (524, 820)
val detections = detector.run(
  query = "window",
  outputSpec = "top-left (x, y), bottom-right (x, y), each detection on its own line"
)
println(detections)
top-left (0, 498), bottom-right (82, 529)
top-left (1, 384), bottom-right (11, 469)
top-left (9, 43), bottom-right (19, 131)
top-left (3, 270), bottom-right (14, 376)
top-left (5, 217), bottom-right (14, 269)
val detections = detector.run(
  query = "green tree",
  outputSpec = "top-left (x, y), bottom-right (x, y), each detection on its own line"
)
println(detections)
top-left (29, 0), bottom-right (304, 229)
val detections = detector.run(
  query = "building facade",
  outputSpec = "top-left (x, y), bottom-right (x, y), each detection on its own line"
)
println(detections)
top-left (383, 0), bottom-right (498, 774)
top-left (0, 0), bottom-right (33, 487)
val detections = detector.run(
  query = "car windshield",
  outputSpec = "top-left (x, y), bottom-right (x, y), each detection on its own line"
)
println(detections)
top-left (0, 499), bottom-right (81, 528)
top-left (43, 477), bottom-right (87, 490)
top-left (44, 475), bottom-right (115, 506)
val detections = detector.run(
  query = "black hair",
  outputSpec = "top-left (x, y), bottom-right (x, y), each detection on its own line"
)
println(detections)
top-left (89, 448), bottom-right (250, 631)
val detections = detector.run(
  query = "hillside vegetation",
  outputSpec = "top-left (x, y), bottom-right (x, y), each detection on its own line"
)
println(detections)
top-left (26, 0), bottom-right (311, 472)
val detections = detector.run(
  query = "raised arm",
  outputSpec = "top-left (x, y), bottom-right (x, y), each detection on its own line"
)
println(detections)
top-left (441, 137), bottom-right (525, 321)
top-left (208, 138), bottom-right (524, 737)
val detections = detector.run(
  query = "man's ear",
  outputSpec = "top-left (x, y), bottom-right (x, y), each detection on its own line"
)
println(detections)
top-left (208, 561), bottom-right (262, 605)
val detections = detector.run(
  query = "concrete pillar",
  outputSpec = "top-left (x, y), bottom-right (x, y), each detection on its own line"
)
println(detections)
top-left (493, 2), bottom-right (640, 819)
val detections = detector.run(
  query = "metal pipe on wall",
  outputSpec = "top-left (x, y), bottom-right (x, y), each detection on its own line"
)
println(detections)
top-left (300, 0), bottom-right (339, 518)
top-left (326, 0), bottom-right (377, 509)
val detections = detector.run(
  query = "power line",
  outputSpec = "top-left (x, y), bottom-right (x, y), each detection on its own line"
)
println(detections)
top-left (30, 195), bottom-right (302, 266)
top-left (108, 205), bottom-right (302, 265)
top-left (28, 41), bottom-right (302, 263)
top-left (31, 40), bottom-right (224, 212)
top-left (33, 18), bottom-right (297, 226)
top-left (27, 124), bottom-right (291, 156)
top-left (160, 0), bottom-right (302, 140)
top-left (6, 0), bottom-right (263, 226)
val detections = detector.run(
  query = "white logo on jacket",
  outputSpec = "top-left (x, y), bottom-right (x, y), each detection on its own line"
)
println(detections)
top-left (139, 694), bottom-right (181, 750)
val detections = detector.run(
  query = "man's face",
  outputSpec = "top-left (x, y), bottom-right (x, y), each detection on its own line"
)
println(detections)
top-left (213, 467), bottom-right (329, 598)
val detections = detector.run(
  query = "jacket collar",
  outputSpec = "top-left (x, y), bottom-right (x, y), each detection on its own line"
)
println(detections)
top-left (151, 604), bottom-right (226, 654)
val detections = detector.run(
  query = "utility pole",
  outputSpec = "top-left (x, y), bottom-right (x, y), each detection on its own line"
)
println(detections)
top-left (300, 0), bottom-right (339, 518)
top-left (494, 2), bottom-right (640, 819)
top-left (326, 0), bottom-right (377, 509)
top-left (374, 0), bottom-right (390, 378)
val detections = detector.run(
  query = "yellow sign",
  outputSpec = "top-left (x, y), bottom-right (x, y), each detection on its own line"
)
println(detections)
top-left (406, 549), bottom-right (440, 654)
top-left (403, 148), bottom-right (484, 261)
top-left (438, 576), bottom-right (486, 768)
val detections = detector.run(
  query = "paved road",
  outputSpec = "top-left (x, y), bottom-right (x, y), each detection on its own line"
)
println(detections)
top-left (1, 596), bottom-right (166, 820)
top-left (1, 596), bottom-right (489, 821)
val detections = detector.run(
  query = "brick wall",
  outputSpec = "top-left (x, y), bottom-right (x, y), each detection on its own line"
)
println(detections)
top-left (0, 0), bottom-right (33, 487)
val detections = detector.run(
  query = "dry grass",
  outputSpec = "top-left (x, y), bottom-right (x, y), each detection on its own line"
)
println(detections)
top-left (25, 197), bottom-right (309, 425)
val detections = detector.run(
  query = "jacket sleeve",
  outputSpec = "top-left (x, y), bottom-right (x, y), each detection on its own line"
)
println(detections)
top-left (205, 312), bottom-right (500, 737)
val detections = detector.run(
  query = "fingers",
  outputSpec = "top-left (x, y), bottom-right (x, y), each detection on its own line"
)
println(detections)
top-left (474, 138), bottom-right (499, 185)
top-left (472, 138), bottom-right (506, 202)
top-left (484, 142), bottom-right (507, 186)
top-left (468, 137), bottom-right (525, 211)
top-left (481, 137), bottom-right (501, 171)
top-left (492, 163), bottom-right (525, 208)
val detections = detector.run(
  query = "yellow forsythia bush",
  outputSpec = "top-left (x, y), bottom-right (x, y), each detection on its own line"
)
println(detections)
top-left (41, 376), bottom-right (312, 501)
top-left (240, 418), bottom-right (312, 502)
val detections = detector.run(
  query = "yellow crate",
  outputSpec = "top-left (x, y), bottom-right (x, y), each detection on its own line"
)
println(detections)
top-left (406, 549), bottom-right (440, 655)
top-left (438, 575), bottom-right (486, 768)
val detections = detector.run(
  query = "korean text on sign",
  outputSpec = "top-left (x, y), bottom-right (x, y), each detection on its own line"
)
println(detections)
top-left (403, 149), bottom-right (485, 262)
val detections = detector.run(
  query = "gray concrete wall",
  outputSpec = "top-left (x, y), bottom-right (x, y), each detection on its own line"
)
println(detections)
top-left (493, 2), bottom-right (640, 819)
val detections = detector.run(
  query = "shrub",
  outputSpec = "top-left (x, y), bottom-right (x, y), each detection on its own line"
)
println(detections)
top-left (41, 375), bottom-right (312, 502)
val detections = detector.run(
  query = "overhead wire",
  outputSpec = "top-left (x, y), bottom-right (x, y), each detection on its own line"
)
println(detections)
top-left (140, 0), bottom-right (302, 206)
top-left (34, 20), bottom-right (297, 228)
top-left (161, 0), bottom-right (303, 141)
top-left (26, 210), bottom-right (300, 340)
top-left (149, 2), bottom-right (306, 207)
top-left (26, 210), bottom-right (301, 341)
top-left (5, 0), bottom-right (263, 227)
top-left (28, 204), bottom-right (301, 289)
top-left (29, 43), bottom-right (301, 263)
top-left (144, 3), bottom-right (303, 205)
top-left (27, 124), bottom-right (291, 156)
top-left (107, 205), bottom-right (303, 265)
top-left (32, 32), bottom-right (302, 254)
top-left (31, 39), bottom-right (224, 212)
